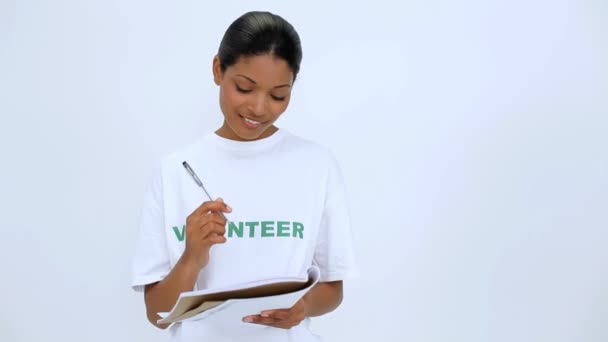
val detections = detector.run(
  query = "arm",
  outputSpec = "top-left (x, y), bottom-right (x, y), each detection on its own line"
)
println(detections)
top-left (302, 280), bottom-right (343, 317)
top-left (144, 255), bottom-right (200, 329)
top-left (243, 280), bottom-right (344, 329)
top-left (143, 199), bottom-right (231, 329)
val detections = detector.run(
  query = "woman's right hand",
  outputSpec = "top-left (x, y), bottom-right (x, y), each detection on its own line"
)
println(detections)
top-left (182, 198), bottom-right (232, 269)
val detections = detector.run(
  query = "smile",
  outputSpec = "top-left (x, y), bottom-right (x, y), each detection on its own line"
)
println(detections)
top-left (239, 114), bottom-right (263, 128)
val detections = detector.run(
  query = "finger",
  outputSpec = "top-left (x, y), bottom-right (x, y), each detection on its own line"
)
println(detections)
top-left (192, 200), bottom-right (232, 217)
top-left (200, 221), bottom-right (227, 238)
top-left (198, 213), bottom-right (227, 229)
top-left (212, 197), bottom-right (232, 213)
top-left (243, 315), bottom-right (282, 325)
top-left (245, 316), bottom-right (301, 330)
top-left (186, 216), bottom-right (225, 237)
top-left (205, 234), bottom-right (227, 245)
top-left (191, 201), bottom-right (214, 216)
top-left (260, 309), bottom-right (290, 320)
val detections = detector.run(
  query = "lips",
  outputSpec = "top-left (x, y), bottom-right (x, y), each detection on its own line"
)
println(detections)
top-left (239, 114), bottom-right (263, 128)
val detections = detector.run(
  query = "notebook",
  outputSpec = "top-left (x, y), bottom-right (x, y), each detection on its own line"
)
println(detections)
top-left (157, 265), bottom-right (321, 325)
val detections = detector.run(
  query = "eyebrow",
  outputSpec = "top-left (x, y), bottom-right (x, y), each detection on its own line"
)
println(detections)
top-left (236, 74), bottom-right (291, 89)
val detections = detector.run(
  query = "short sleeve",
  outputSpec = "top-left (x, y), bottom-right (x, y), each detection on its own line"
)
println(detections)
top-left (313, 153), bottom-right (360, 282)
top-left (130, 162), bottom-right (171, 292)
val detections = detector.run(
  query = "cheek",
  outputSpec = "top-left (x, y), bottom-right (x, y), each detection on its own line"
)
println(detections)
top-left (270, 98), bottom-right (290, 115)
top-left (220, 86), bottom-right (245, 112)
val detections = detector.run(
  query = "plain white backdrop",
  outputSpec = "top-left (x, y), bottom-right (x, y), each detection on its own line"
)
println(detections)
top-left (1, 0), bottom-right (607, 341)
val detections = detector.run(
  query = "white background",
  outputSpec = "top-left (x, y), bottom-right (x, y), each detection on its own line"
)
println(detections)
top-left (1, 0), bottom-right (607, 341)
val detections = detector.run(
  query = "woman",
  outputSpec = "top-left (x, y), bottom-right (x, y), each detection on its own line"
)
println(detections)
top-left (131, 11), bottom-right (359, 341)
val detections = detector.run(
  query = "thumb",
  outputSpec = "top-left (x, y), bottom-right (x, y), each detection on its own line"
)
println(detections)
top-left (215, 197), bottom-right (232, 212)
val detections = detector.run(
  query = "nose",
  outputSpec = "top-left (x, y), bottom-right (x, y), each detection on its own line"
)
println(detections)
top-left (247, 93), bottom-right (268, 117)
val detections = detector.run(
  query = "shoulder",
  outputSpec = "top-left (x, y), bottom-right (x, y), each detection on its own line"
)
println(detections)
top-left (281, 130), bottom-right (336, 165)
top-left (161, 139), bottom-right (203, 165)
top-left (152, 135), bottom-right (212, 178)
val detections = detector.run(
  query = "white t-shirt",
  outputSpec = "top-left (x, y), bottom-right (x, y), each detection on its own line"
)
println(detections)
top-left (131, 128), bottom-right (359, 342)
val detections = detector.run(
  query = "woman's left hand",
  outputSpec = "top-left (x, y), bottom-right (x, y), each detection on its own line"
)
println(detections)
top-left (243, 298), bottom-right (307, 329)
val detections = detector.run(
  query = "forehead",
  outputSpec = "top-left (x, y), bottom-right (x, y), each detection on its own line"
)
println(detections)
top-left (227, 54), bottom-right (294, 85)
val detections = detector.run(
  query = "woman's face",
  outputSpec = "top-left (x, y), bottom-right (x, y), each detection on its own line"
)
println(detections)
top-left (213, 54), bottom-right (294, 141)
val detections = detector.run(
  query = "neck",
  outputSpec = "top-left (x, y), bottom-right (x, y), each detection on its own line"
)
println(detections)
top-left (215, 122), bottom-right (279, 141)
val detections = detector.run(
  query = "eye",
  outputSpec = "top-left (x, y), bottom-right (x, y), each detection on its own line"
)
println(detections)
top-left (236, 85), bottom-right (252, 93)
top-left (271, 95), bottom-right (286, 101)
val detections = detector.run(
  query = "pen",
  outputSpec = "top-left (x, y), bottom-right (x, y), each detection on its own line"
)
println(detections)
top-left (182, 161), bottom-right (229, 222)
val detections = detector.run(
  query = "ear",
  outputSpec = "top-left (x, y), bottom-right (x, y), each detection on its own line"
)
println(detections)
top-left (212, 55), bottom-right (222, 85)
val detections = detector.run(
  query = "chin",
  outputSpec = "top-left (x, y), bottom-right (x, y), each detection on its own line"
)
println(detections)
top-left (230, 123), bottom-right (268, 141)
top-left (236, 131), bottom-right (262, 141)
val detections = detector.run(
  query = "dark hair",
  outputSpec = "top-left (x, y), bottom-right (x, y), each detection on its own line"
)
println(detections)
top-left (218, 11), bottom-right (303, 82)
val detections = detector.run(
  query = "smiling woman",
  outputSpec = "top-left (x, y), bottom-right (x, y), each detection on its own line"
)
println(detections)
top-left (131, 11), bottom-right (359, 342)
top-left (213, 54), bottom-right (294, 141)
top-left (212, 12), bottom-right (302, 142)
